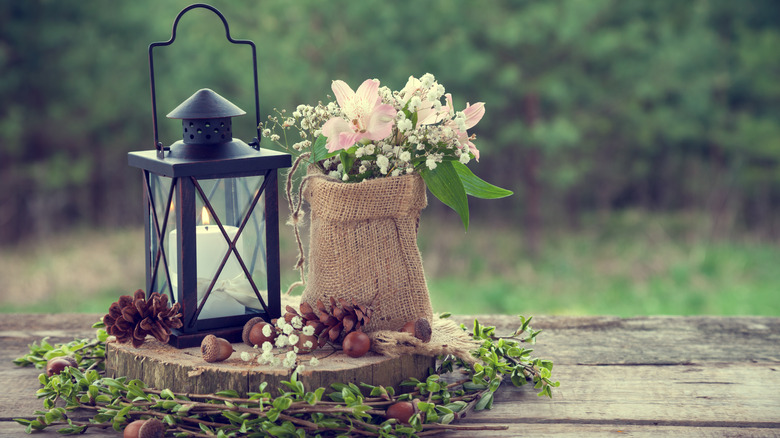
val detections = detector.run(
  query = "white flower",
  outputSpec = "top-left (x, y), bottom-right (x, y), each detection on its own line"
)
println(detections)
top-left (295, 364), bottom-right (305, 374)
top-left (421, 73), bottom-right (435, 89)
top-left (262, 324), bottom-right (273, 337)
top-left (377, 155), bottom-right (389, 174)
top-left (342, 173), bottom-right (349, 181)
top-left (391, 168), bottom-right (401, 177)
top-left (291, 316), bottom-right (303, 329)
top-left (275, 334), bottom-right (289, 348)
top-left (433, 84), bottom-right (446, 100)
top-left (358, 164), bottom-right (367, 174)
top-left (398, 118), bottom-right (413, 132)
top-left (364, 144), bottom-right (376, 155)
top-left (409, 96), bottom-right (422, 112)
top-left (426, 157), bottom-right (438, 170)
top-left (240, 351), bottom-right (253, 362)
top-left (302, 326), bottom-right (315, 336)
top-left (283, 350), bottom-right (297, 369)
top-left (355, 147), bottom-right (365, 158)
top-left (271, 356), bottom-right (281, 367)
top-left (303, 340), bottom-right (313, 349)
top-left (288, 334), bottom-right (300, 345)
top-left (258, 350), bottom-right (273, 365)
top-left (328, 170), bottom-right (340, 179)
top-left (309, 356), bottom-right (320, 366)
top-left (282, 323), bottom-right (294, 335)
top-left (270, 134), bottom-right (280, 142)
top-left (455, 112), bottom-right (467, 131)
top-left (399, 151), bottom-right (411, 162)
top-left (262, 341), bottom-right (273, 352)
top-left (262, 128), bottom-right (271, 137)
top-left (459, 153), bottom-right (471, 164)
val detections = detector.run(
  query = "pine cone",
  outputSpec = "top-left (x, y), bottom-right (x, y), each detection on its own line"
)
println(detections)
top-left (284, 297), bottom-right (372, 348)
top-left (103, 289), bottom-right (183, 347)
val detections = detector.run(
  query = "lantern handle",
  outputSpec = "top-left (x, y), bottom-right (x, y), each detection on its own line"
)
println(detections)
top-left (149, 3), bottom-right (262, 156)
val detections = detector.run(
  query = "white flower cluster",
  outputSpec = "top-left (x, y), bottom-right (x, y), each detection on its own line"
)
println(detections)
top-left (262, 73), bottom-right (483, 183)
top-left (239, 317), bottom-right (322, 371)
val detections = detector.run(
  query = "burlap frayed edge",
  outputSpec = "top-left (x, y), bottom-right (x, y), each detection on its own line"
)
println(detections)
top-left (369, 318), bottom-right (481, 365)
top-left (281, 295), bottom-right (479, 365)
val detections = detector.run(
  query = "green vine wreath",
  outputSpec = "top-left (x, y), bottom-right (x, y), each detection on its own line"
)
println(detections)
top-left (13, 315), bottom-right (558, 437)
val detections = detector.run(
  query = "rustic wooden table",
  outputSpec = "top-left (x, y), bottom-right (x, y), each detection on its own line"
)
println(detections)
top-left (2, 313), bottom-right (779, 436)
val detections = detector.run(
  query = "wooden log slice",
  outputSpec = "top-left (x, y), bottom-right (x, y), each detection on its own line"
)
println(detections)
top-left (106, 339), bottom-right (435, 396)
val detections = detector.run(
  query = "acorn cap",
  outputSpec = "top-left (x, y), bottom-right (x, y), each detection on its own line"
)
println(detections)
top-left (201, 334), bottom-right (233, 363)
top-left (59, 356), bottom-right (79, 368)
top-left (242, 317), bottom-right (264, 347)
top-left (138, 418), bottom-right (164, 438)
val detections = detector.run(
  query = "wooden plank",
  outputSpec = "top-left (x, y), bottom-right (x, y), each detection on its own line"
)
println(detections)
top-left (477, 363), bottom-right (780, 427)
top-left (452, 315), bottom-right (780, 365)
top-left (2, 422), bottom-right (778, 438)
top-left (3, 314), bottom-right (780, 437)
top-left (446, 424), bottom-right (780, 438)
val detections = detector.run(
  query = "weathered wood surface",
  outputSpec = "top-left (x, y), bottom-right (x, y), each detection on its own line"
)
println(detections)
top-left (2, 314), bottom-right (779, 436)
top-left (106, 338), bottom-right (435, 397)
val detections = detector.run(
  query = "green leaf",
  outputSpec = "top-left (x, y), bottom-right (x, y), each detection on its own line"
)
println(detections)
top-left (310, 135), bottom-right (329, 162)
top-left (452, 161), bottom-right (513, 199)
top-left (440, 413), bottom-right (455, 424)
top-left (421, 161), bottom-right (469, 230)
top-left (475, 392), bottom-right (494, 411)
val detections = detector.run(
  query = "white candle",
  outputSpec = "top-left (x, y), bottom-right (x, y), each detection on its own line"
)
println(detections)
top-left (168, 207), bottom-right (246, 319)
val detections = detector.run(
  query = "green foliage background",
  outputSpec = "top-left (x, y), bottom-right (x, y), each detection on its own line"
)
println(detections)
top-left (2, 0), bottom-right (779, 242)
top-left (1, 0), bottom-right (779, 261)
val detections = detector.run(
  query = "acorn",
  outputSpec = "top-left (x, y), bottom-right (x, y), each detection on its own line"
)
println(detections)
top-left (138, 418), bottom-right (164, 438)
top-left (242, 317), bottom-right (265, 346)
top-left (342, 331), bottom-right (371, 358)
top-left (45, 356), bottom-right (78, 376)
top-left (123, 419), bottom-right (145, 438)
top-left (400, 318), bottom-right (432, 343)
top-left (295, 332), bottom-right (319, 354)
top-left (248, 322), bottom-right (277, 347)
top-left (201, 335), bottom-right (234, 363)
top-left (386, 401), bottom-right (415, 424)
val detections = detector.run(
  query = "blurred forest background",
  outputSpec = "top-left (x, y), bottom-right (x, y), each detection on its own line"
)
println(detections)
top-left (1, 0), bottom-right (778, 316)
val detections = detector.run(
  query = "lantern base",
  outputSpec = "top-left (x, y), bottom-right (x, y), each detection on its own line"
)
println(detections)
top-left (106, 338), bottom-right (435, 397)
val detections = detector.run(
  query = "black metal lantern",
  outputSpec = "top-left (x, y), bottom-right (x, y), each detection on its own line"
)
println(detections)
top-left (128, 4), bottom-right (291, 348)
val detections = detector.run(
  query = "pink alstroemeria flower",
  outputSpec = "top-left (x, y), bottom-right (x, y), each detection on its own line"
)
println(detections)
top-left (322, 79), bottom-right (397, 153)
top-left (445, 93), bottom-right (485, 161)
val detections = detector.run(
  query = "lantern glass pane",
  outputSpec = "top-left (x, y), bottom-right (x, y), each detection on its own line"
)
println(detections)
top-left (148, 173), bottom-right (175, 298)
top-left (165, 176), bottom-right (268, 320)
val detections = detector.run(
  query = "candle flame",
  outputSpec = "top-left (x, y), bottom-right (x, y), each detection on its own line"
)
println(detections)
top-left (201, 206), bottom-right (210, 225)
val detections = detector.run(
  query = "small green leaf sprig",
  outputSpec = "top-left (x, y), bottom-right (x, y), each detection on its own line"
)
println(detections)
top-left (13, 316), bottom-right (557, 437)
top-left (13, 320), bottom-right (108, 374)
top-left (453, 315), bottom-right (560, 399)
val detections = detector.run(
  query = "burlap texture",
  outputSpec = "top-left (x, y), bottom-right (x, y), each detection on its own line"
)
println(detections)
top-left (300, 170), bottom-right (434, 333)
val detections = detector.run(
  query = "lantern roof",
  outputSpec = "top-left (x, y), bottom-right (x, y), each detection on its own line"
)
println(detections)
top-left (166, 88), bottom-right (246, 120)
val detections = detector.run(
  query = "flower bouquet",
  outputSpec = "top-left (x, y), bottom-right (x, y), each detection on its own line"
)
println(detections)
top-left (264, 74), bottom-right (511, 357)
top-left (263, 73), bottom-right (512, 231)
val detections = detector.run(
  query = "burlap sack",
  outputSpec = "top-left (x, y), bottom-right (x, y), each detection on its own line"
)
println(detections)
top-left (299, 170), bottom-right (434, 333)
